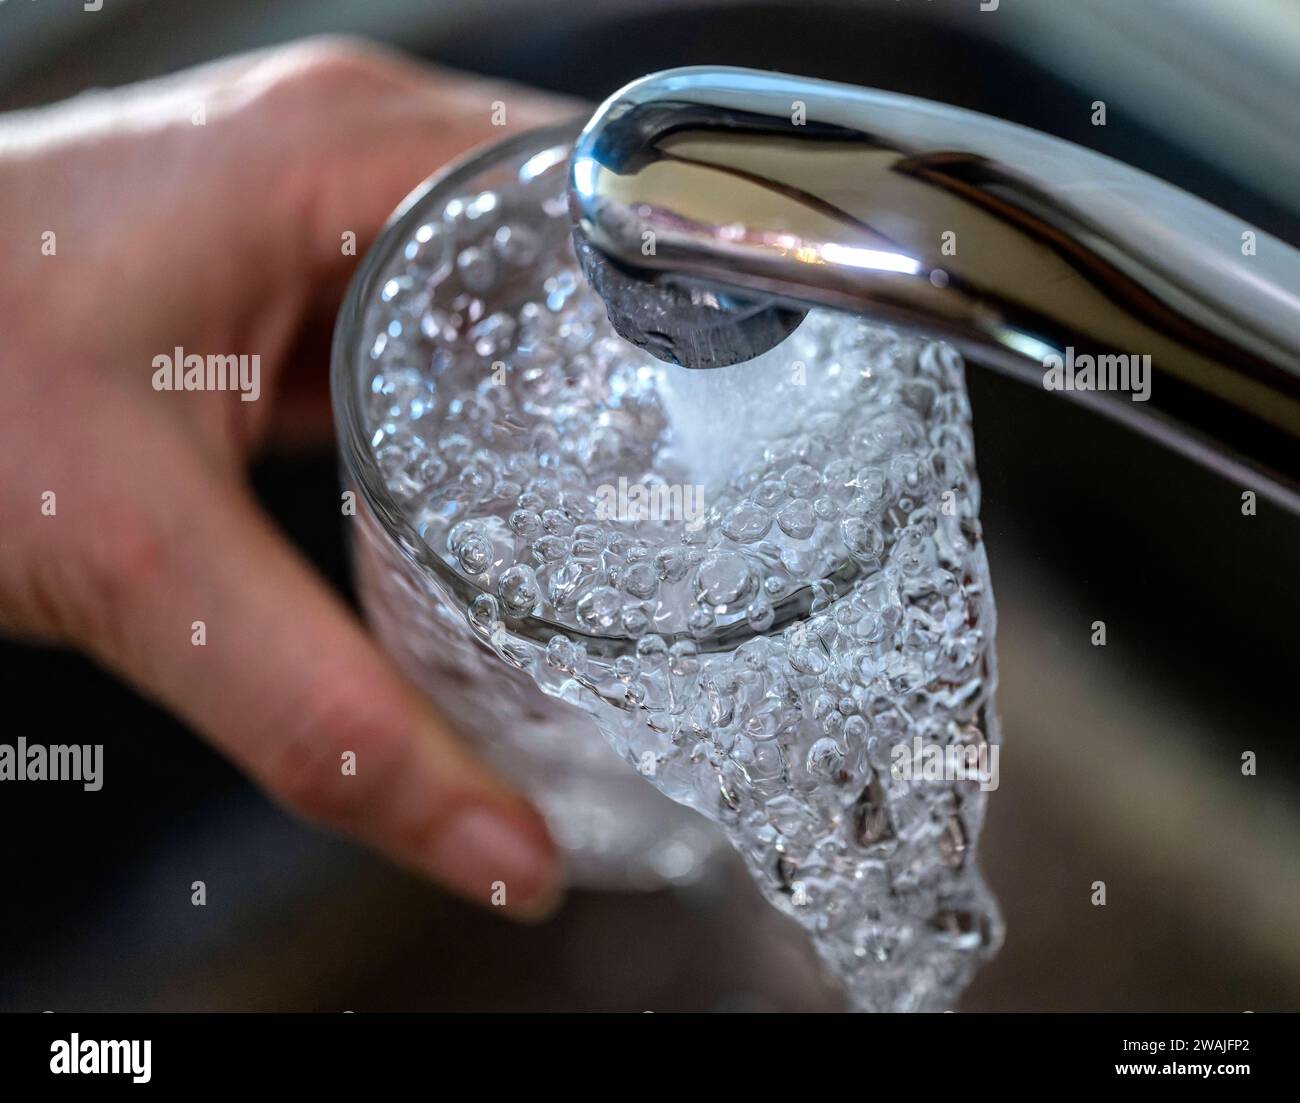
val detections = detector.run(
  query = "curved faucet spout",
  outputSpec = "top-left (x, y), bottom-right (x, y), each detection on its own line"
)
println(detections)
top-left (568, 66), bottom-right (1300, 512)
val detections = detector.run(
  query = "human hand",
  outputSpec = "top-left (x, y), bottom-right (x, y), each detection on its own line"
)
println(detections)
top-left (0, 37), bottom-right (580, 917)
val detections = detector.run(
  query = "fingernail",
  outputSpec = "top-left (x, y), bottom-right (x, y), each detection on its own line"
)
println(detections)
top-left (427, 805), bottom-right (561, 919)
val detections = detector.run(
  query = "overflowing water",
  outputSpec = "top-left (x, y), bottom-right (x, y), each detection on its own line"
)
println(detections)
top-left (354, 143), bottom-right (1002, 1010)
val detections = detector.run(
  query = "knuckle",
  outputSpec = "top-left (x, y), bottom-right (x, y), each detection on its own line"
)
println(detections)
top-left (388, 789), bottom-right (463, 861)
top-left (277, 35), bottom-right (402, 95)
top-left (40, 506), bottom-right (169, 663)
top-left (84, 516), bottom-right (167, 637)
top-left (263, 681), bottom-right (407, 829)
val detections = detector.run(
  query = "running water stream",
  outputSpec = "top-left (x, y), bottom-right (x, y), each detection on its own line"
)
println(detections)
top-left (351, 141), bottom-right (1003, 1010)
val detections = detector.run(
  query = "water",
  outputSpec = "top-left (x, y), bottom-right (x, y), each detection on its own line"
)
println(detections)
top-left (354, 145), bottom-right (1002, 1010)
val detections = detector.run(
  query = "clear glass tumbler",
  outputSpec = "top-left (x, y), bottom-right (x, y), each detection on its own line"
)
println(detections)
top-left (332, 126), bottom-right (728, 891)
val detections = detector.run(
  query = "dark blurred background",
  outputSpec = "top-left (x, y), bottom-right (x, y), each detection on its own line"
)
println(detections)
top-left (2, 0), bottom-right (1298, 1011)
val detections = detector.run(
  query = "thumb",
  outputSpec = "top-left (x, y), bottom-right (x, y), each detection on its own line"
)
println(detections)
top-left (81, 457), bottom-right (561, 918)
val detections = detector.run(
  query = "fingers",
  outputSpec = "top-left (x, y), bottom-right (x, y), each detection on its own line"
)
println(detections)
top-left (1, 38), bottom-right (579, 916)
top-left (78, 450), bottom-right (560, 919)
top-left (240, 38), bottom-right (586, 447)
top-left (270, 37), bottom-right (585, 289)
top-left (6, 37), bottom-right (585, 452)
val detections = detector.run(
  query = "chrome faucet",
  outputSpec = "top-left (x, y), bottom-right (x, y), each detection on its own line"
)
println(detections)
top-left (567, 67), bottom-right (1300, 513)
